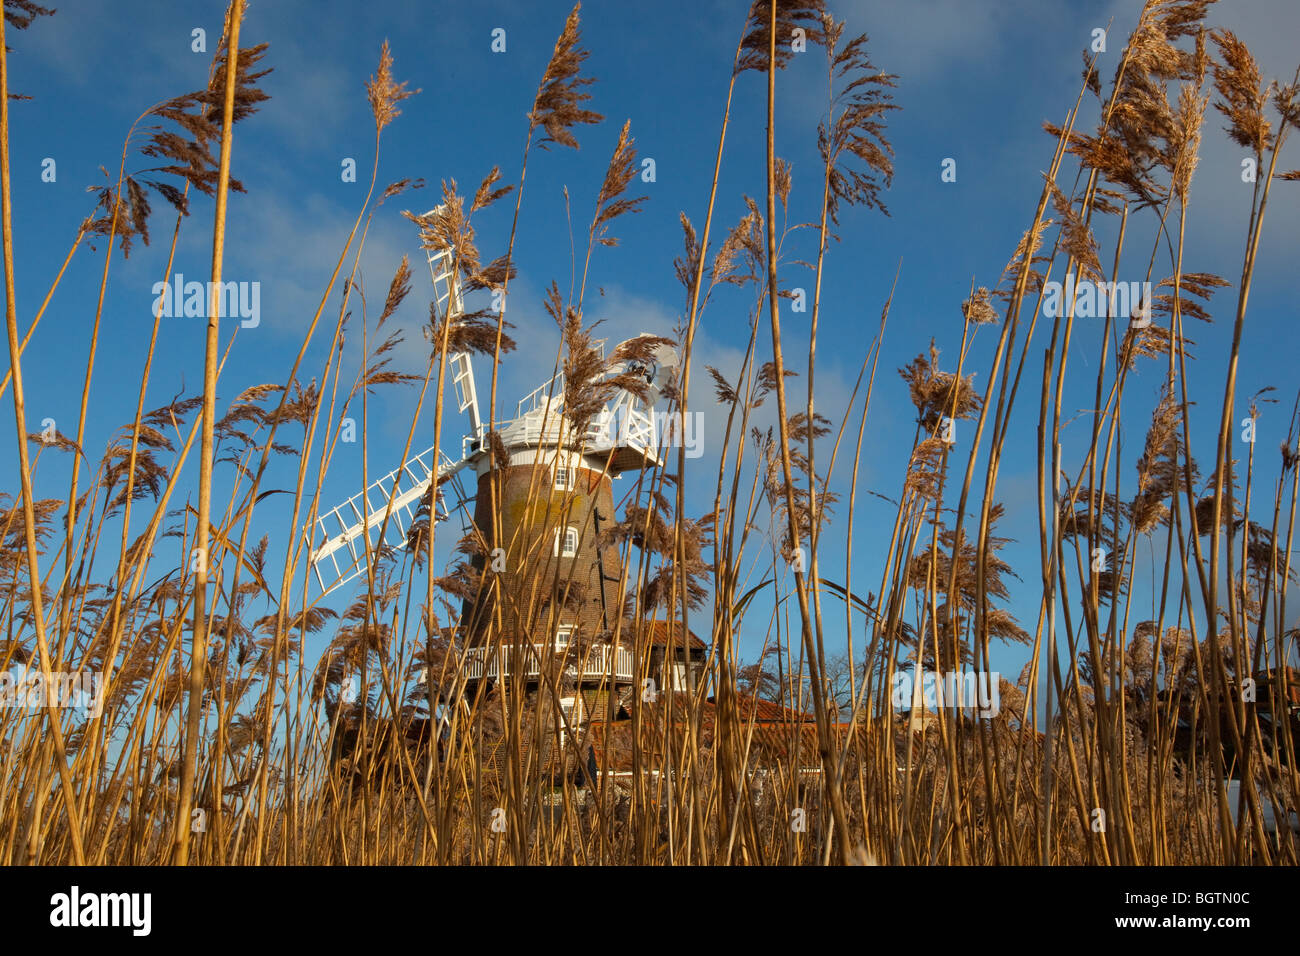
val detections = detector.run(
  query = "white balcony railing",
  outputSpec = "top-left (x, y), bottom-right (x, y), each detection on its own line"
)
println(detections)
top-left (459, 400), bottom-right (657, 463)
top-left (462, 643), bottom-right (634, 683)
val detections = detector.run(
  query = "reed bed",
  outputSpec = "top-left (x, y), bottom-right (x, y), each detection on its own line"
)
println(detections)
top-left (1, 0), bottom-right (1298, 866)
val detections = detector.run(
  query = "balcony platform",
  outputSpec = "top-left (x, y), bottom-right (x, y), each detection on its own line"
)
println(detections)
top-left (462, 643), bottom-right (634, 684)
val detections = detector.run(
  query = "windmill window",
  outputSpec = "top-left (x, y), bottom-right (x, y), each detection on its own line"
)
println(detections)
top-left (669, 661), bottom-right (692, 692)
top-left (554, 464), bottom-right (575, 491)
top-left (554, 627), bottom-right (573, 650)
top-left (555, 526), bottom-right (579, 558)
top-left (558, 696), bottom-right (584, 741)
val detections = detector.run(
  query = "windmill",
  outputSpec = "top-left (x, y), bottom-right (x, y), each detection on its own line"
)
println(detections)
top-left (308, 210), bottom-right (682, 705)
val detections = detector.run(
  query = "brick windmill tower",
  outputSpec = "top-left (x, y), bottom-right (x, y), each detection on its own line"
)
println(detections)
top-left (453, 322), bottom-right (680, 693)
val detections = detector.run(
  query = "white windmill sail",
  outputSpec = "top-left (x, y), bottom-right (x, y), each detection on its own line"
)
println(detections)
top-left (308, 445), bottom-right (470, 594)
top-left (309, 210), bottom-right (482, 596)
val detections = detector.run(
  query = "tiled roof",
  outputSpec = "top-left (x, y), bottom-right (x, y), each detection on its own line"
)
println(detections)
top-left (712, 693), bottom-right (816, 724)
top-left (637, 619), bottom-right (708, 651)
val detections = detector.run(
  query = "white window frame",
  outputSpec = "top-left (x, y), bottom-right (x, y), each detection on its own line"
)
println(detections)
top-left (553, 462), bottom-right (575, 491)
top-left (554, 526), bottom-right (579, 558)
top-left (669, 661), bottom-right (691, 692)
top-left (558, 695), bottom-right (584, 742)
top-left (554, 627), bottom-right (573, 650)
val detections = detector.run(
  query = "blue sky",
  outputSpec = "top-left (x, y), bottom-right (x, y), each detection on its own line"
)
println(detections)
top-left (4, 0), bottom-right (1299, 693)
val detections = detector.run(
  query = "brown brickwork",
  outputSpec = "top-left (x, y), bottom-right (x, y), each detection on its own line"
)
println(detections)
top-left (460, 459), bottom-right (623, 651)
